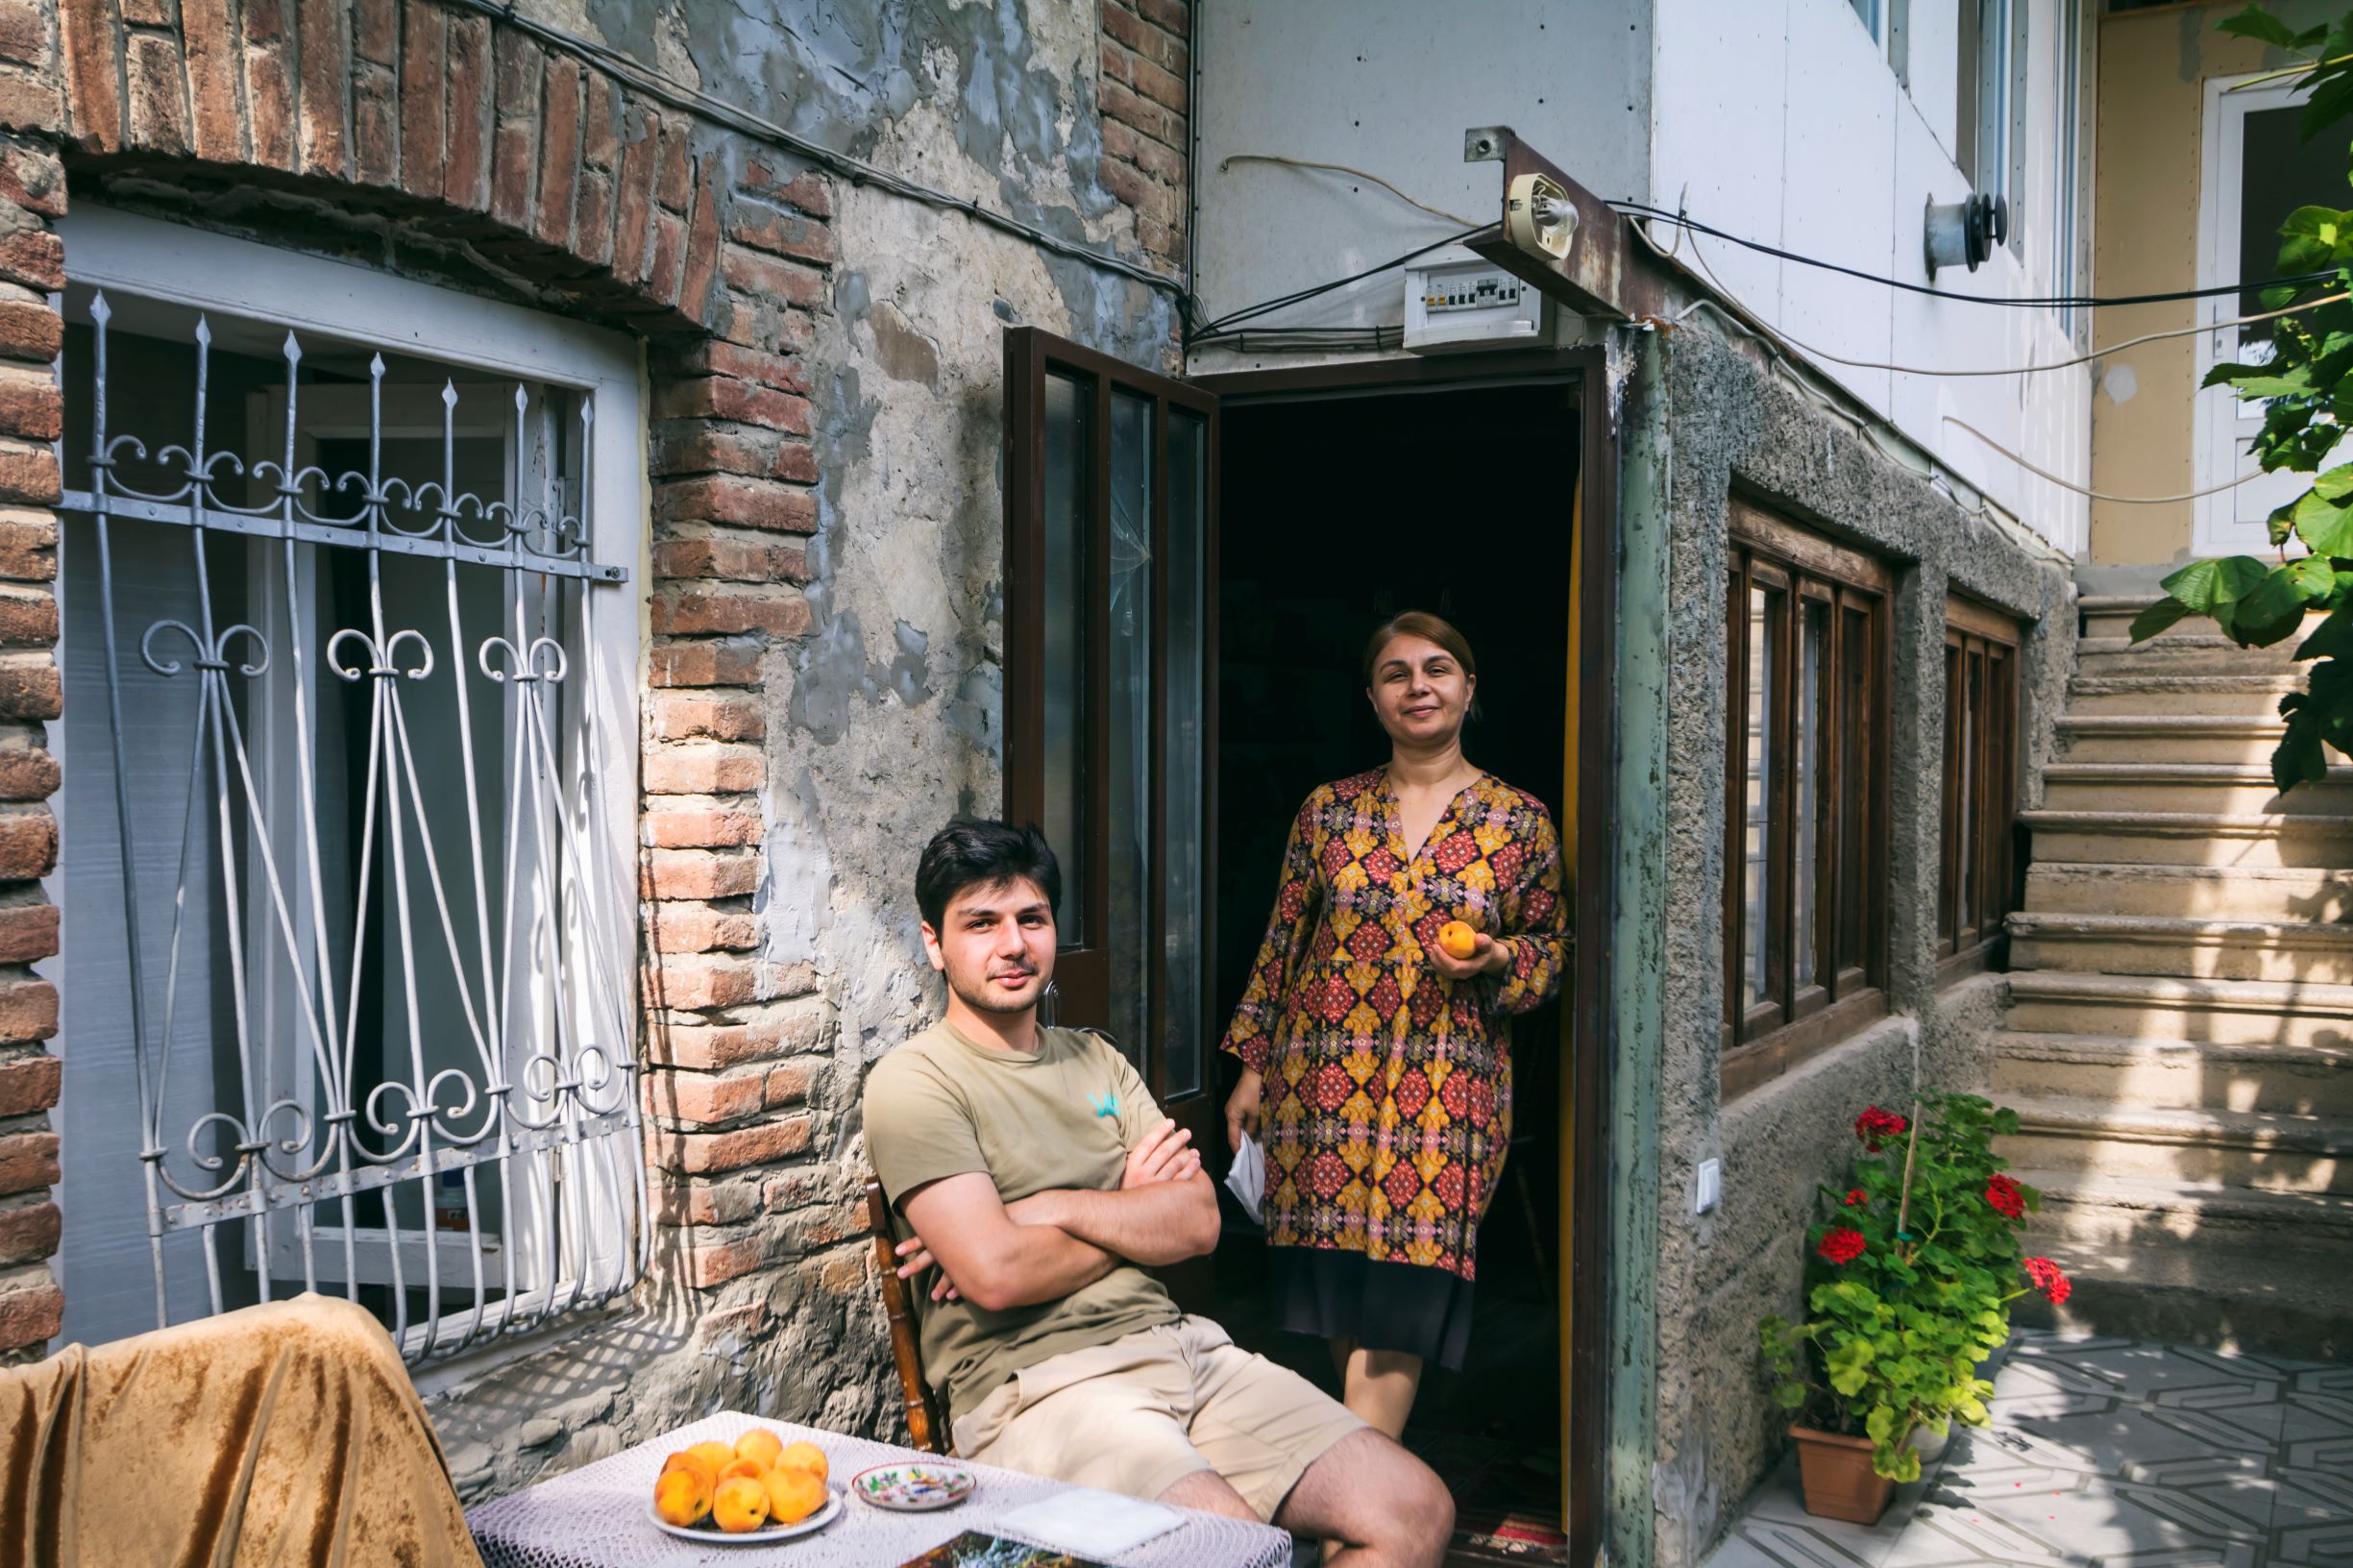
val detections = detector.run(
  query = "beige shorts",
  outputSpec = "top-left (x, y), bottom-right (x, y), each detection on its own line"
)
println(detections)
top-left (950, 1315), bottom-right (1366, 1521)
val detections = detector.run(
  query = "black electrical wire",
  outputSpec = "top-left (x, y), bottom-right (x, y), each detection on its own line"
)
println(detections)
top-left (1186, 224), bottom-right (1499, 343)
top-left (1611, 200), bottom-right (2340, 309)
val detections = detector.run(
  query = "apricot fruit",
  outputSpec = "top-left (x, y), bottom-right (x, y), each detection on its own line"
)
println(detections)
top-left (775, 1440), bottom-right (829, 1484)
top-left (685, 1439), bottom-right (738, 1476)
top-left (762, 1463), bottom-right (827, 1526)
top-left (734, 1429), bottom-right (784, 1469)
top-left (718, 1457), bottom-right (765, 1484)
top-left (713, 1476), bottom-right (772, 1533)
top-left (1436, 920), bottom-right (1479, 960)
top-left (661, 1449), bottom-right (718, 1489)
top-left (653, 1464), bottom-right (713, 1528)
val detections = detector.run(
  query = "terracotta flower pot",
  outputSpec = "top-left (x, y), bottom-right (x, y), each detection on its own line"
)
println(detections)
top-left (1789, 1425), bottom-right (1894, 1525)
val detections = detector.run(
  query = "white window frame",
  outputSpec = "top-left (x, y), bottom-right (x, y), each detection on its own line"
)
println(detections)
top-left (2194, 73), bottom-right (2313, 557)
top-left (47, 206), bottom-right (648, 1361)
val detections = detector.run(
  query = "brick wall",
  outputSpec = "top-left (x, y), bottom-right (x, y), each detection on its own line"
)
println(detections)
top-left (1098, 0), bottom-right (1188, 274)
top-left (0, 0), bottom-right (870, 1362)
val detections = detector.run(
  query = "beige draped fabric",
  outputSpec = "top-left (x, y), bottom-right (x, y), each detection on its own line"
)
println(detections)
top-left (0, 1293), bottom-right (481, 1568)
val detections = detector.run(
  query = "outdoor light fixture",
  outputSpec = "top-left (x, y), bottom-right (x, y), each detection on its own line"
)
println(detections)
top-left (1924, 192), bottom-right (2008, 279)
top-left (1507, 171), bottom-right (1578, 261)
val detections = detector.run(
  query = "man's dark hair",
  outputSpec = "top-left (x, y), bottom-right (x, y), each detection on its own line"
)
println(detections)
top-left (916, 819), bottom-right (1063, 931)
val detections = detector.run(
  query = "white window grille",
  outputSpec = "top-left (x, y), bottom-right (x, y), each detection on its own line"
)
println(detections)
top-left (50, 208), bottom-right (646, 1364)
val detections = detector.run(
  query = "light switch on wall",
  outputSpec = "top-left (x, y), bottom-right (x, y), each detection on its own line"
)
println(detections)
top-left (1696, 1158), bottom-right (1722, 1215)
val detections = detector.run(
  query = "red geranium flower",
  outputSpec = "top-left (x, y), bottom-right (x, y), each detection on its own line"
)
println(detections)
top-left (1842, 1188), bottom-right (1868, 1207)
top-left (1985, 1173), bottom-right (2026, 1221)
top-left (2023, 1257), bottom-right (2071, 1305)
top-left (1818, 1227), bottom-right (1867, 1265)
top-left (1854, 1106), bottom-right (1908, 1151)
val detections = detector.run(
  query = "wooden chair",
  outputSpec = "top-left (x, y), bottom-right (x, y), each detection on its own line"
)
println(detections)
top-left (864, 1179), bottom-right (950, 1455)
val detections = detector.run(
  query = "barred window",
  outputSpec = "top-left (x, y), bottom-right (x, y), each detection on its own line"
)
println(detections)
top-left (1939, 596), bottom-right (2022, 976)
top-left (52, 209), bottom-right (644, 1362)
top-left (1722, 502), bottom-right (1892, 1098)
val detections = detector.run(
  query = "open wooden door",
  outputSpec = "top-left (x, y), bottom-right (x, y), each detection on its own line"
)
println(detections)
top-left (1001, 327), bottom-right (1221, 1303)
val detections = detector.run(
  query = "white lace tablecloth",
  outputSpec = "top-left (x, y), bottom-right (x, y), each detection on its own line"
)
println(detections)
top-left (467, 1412), bottom-right (1295, 1568)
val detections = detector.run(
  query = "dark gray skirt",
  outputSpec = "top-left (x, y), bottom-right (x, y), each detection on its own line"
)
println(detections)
top-left (1266, 1244), bottom-right (1477, 1370)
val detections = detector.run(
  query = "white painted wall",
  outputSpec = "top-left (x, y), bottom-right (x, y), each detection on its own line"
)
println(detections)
top-left (1649, 0), bottom-right (2090, 553)
top-left (1191, 0), bottom-right (2092, 555)
top-left (1191, 0), bottom-right (1651, 343)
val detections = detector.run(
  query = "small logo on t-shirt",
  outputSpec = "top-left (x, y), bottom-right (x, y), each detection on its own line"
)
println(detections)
top-left (1086, 1092), bottom-right (1118, 1119)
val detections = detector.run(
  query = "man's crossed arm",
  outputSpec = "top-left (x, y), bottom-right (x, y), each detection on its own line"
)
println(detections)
top-left (894, 1122), bottom-right (1220, 1313)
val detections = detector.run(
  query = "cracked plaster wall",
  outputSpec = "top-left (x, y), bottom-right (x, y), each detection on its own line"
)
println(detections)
top-left (1639, 324), bottom-right (2075, 1568)
top-left (429, 0), bottom-right (1179, 1500)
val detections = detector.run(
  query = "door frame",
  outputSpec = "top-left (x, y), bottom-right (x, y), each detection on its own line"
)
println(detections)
top-left (2194, 70), bottom-right (2313, 555)
top-left (1190, 345), bottom-right (1616, 1568)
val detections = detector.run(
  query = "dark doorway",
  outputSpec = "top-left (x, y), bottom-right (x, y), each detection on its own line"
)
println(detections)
top-left (1207, 379), bottom-right (1579, 1560)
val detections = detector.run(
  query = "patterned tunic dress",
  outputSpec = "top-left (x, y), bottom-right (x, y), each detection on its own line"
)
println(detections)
top-left (1220, 769), bottom-right (1568, 1340)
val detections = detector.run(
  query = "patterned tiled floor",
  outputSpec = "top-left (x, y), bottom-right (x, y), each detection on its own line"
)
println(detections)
top-left (1703, 1332), bottom-right (2353, 1568)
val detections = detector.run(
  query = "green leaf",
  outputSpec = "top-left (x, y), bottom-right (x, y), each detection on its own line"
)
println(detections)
top-left (2128, 598), bottom-right (2190, 643)
top-left (2298, 491), bottom-right (2353, 557)
top-left (2297, 601), bottom-right (2353, 661)
top-left (2218, 5), bottom-right (2304, 47)
top-left (2163, 555), bottom-right (2273, 615)
top-left (2231, 562), bottom-right (2333, 644)
top-left (1772, 1382), bottom-right (1807, 1410)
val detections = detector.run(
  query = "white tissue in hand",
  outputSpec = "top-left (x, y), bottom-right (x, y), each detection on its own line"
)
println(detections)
top-left (1224, 1133), bottom-right (1265, 1224)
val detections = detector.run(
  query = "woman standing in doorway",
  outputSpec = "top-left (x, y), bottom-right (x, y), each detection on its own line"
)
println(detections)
top-left (1220, 611), bottom-right (1570, 1438)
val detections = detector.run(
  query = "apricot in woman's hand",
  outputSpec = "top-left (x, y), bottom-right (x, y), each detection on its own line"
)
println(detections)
top-left (1436, 920), bottom-right (1479, 961)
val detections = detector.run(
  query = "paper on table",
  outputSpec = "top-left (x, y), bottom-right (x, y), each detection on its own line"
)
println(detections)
top-left (995, 1488), bottom-right (1185, 1559)
top-left (1224, 1133), bottom-right (1264, 1224)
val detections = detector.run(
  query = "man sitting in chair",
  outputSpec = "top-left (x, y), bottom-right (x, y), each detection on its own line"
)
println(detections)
top-left (867, 819), bottom-right (1455, 1568)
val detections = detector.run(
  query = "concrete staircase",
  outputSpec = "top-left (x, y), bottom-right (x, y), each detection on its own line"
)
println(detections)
top-left (1994, 595), bottom-right (2353, 1360)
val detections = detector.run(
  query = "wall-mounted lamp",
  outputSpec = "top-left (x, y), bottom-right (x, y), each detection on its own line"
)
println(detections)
top-left (1507, 172), bottom-right (1578, 261)
top-left (1924, 192), bottom-right (2008, 279)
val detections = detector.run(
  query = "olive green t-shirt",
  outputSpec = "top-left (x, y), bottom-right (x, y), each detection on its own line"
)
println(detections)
top-left (864, 1019), bottom-right (1183, 1425)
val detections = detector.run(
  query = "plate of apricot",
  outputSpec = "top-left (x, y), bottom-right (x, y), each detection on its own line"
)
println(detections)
top-left (648, 1429), bottom-right (843, 1544)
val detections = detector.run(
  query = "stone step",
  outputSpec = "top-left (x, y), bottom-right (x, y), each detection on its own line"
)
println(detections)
top-left (2079, 593), bottom-right (2329, 641)
top-left (2009, 1232), bottom-right (2353, 1361)
top-left (2041, 761), bottom-right (2353, 816)
top-left (2055, 714), bottom-right (2288, 766)
top-left (2007, 1165), bottom-right (2353, 1251)
top-left (2076, 633), bottom-right (2305, 676)
top-left (2004, 969), bottom-right (2353, 1048)
top-left (2065, 674), bottom-right (2305, 716)
top-left (2079, 595), bottom-right (2166, 639)
top-left (1999, 1092), bottom-right (2352, 1192)
top-left (2022, 810), bottom-right (2353, 868)
top-left (2007, 911), bottom-right (2353, 983)
top-left (1991, 1032), bottom-right (2353, 1116)
top-left (2022, 862), bottom-right (2353, 921)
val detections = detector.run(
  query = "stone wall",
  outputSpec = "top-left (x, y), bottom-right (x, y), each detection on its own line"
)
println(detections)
top-left (0, 0), bottom-right (1190, 1499)
top-left (1641, 323), bottom-right (2076, 1568)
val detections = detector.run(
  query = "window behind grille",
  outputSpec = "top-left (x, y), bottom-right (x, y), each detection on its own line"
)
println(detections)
top-left (1721, 502), bottom-right (1892, 1099)
top-left (51, 220), bottom-right (643, 1364)
top-left (1939, 596), bottom-right (2022, 977)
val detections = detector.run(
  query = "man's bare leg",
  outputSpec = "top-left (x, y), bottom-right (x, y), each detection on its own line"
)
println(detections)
top-left (1274, 1429), bottom-right (1453, 1568)
top-left (1160, 1467), bottom-right (1262, 1521)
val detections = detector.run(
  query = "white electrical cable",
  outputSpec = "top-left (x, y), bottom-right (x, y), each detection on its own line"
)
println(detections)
top-left (1638, 214), bottom-right (2283, 508)
top-left (1217, 154), bottom-right (1485, 228)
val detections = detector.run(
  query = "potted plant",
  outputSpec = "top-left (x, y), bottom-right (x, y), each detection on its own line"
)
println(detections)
top-left (1758, 1093), bottom-right (2071, 1524)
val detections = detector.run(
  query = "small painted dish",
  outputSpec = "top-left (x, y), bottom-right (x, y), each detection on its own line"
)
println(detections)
top-left (647, 1489), bottom-right (844, 1544)
top-left (849, 1460), bottom-right (976, 1511)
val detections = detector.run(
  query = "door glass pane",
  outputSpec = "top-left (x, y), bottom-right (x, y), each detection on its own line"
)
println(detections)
top-left (2239, 107), bottom-right (2345, 343)
top-left (1107, 389), bottom-right (1152, 1066)
top-left (1740, 583), bottom-right (1777, 1015)
top-left (1042, 371), bottom-right (1089, 943)
top-left (1940, 642), bottom-right (1960, 945)
top-left (1793, 601), bottom-right (1826, 991)
top-left (1164, 409), bottom-right (1207, 1097)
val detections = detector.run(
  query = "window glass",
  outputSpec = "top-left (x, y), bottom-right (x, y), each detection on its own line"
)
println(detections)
top-left (1107, 389), bottom-right (1153, 1067)
top-left (1042, 372), bottom-right (1090, 943)
top-left (1794, 600), bottom-right (1827, 992)
top-left (1741, 583), bottom-right (1777, 1016)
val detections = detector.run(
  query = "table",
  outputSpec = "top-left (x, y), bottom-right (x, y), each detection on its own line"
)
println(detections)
top-left (467, 1412), bottom-right (1296, 1568)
